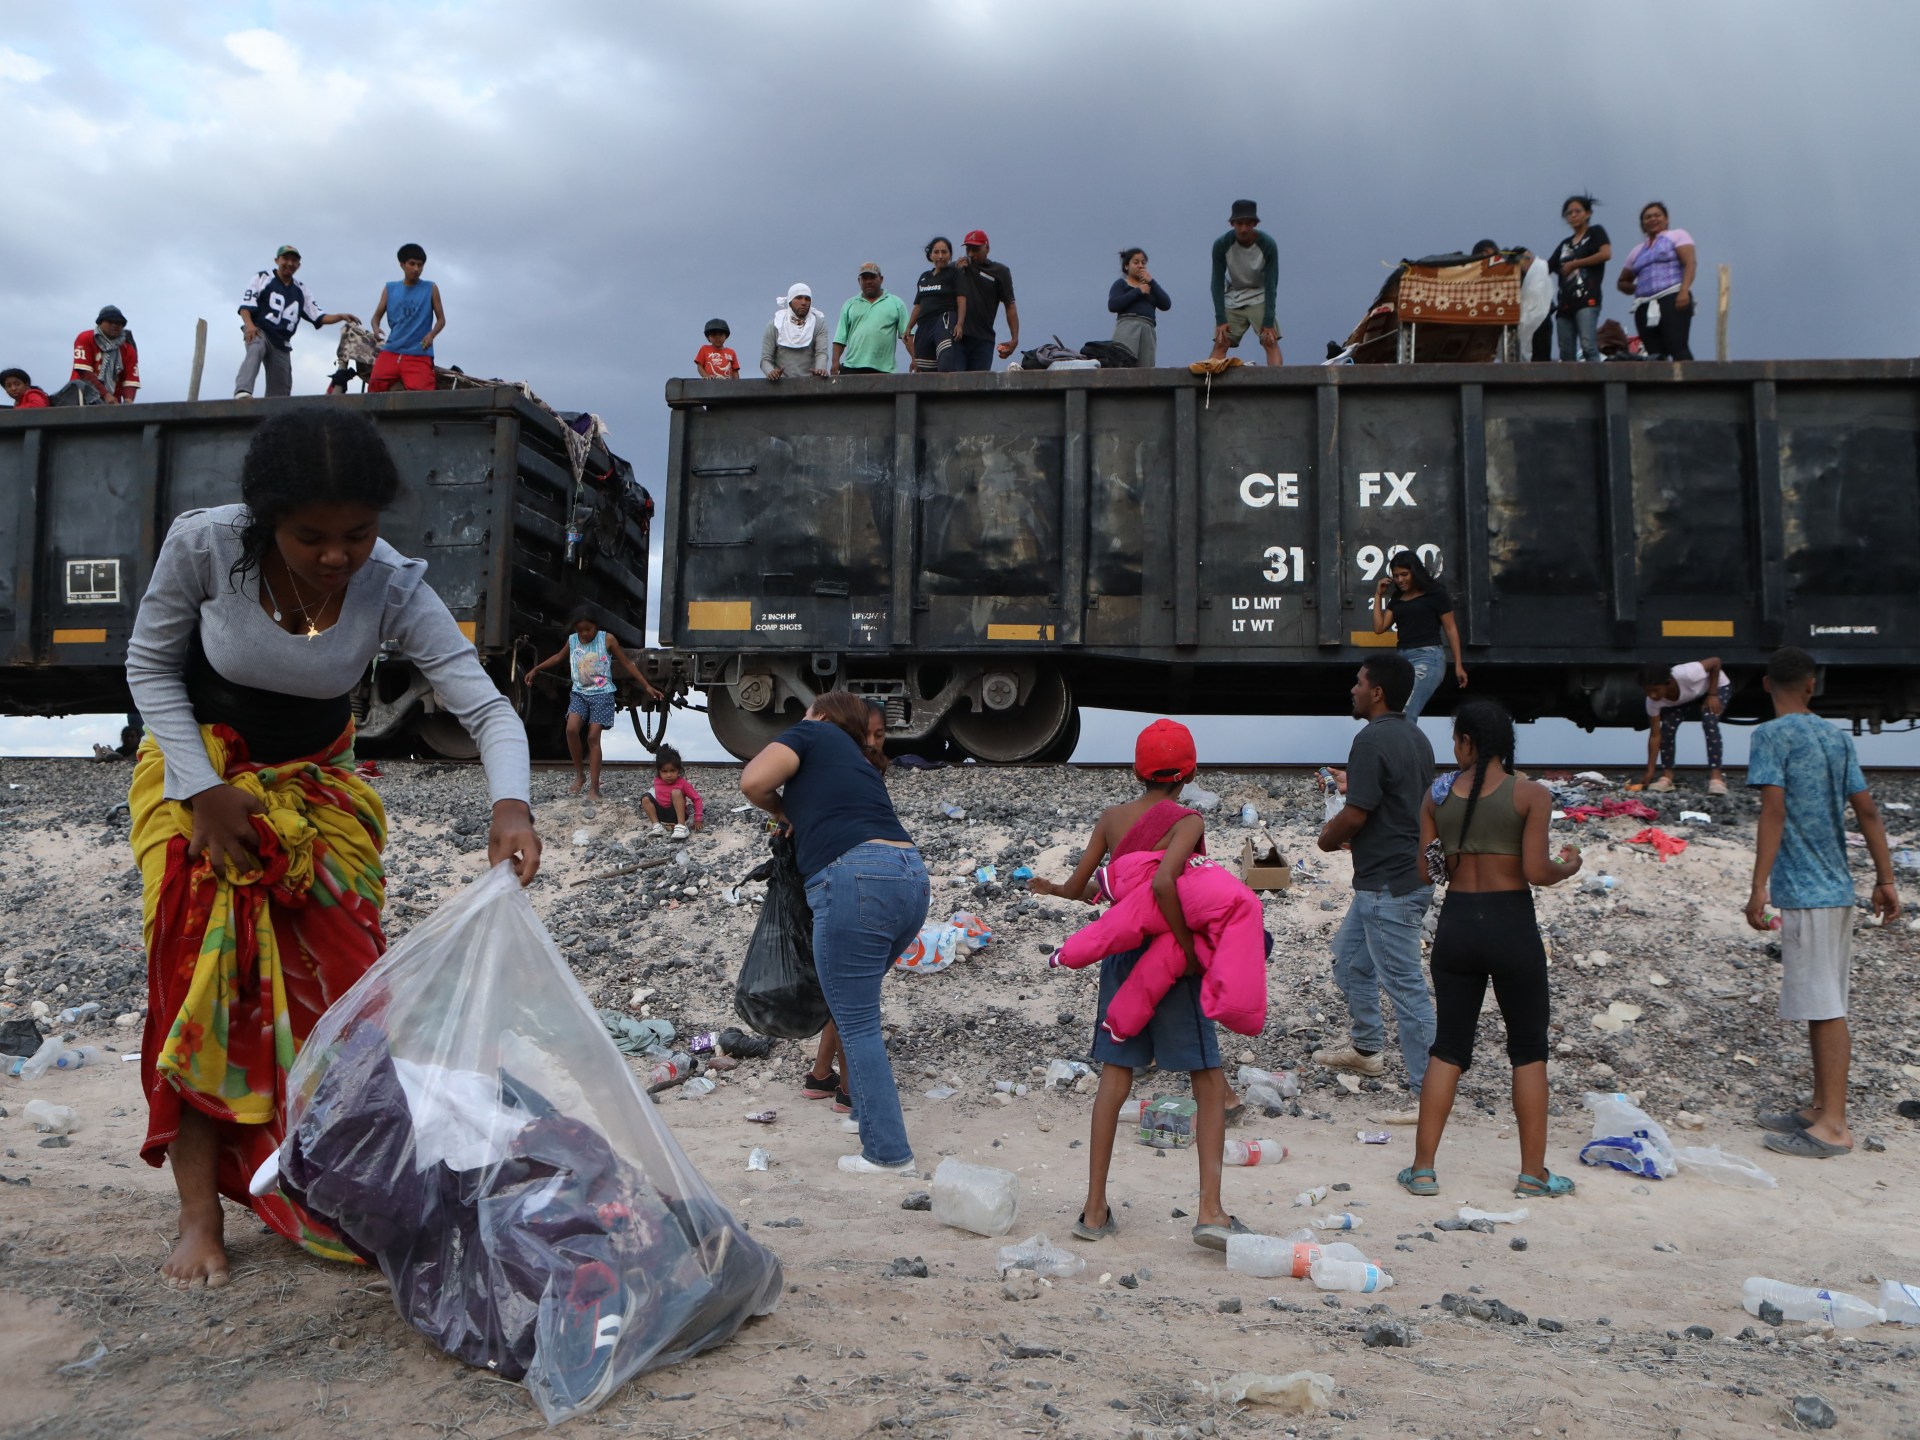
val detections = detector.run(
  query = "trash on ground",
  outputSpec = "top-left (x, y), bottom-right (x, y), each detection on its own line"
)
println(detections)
top-left (1355, 1130), bottom-right (1390, 1145)
top-left (1628, 826), bottom-right (1689, 861)
top-left (746, 1148), bottom-right (770, 1171)
top-left (1292, 1185), bottom-right (1329, 1208)
top-left (1674, 1145), bottom-right (1777, 1189)
top-left (930, 1156), bottom-right (1020, 1237)
top-left (1209, 1370), bottom-right (1334, 1412)
top-left (894, 911), bottom-right (993, 974)
top-left (1138, 1095), bottom-right (1197, 1148)
top-left (744, 1110), bottom-right (777, 1124)
top-left (1591, 1001), bottom-right (1643, 1034)
top-left (23, 1100), bottom-right (78, 1135)
top-left (995, 1233), bottom-right (1085, 1279)
top-left (1179, 782), bottom-right (1221, 813)
top-left (1578, 1091), bottom-right (1676, 1178)
top-left (599, 1012), bottom-right (676, 1055)
top-left (1743, 1277), bottom-right (1885, 1328)
top-left (1457, 1205), bottom-right (1528, 1224)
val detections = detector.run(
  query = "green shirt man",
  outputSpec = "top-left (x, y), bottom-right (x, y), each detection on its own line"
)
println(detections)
top-left (833, 262), bottom-right (912, 374)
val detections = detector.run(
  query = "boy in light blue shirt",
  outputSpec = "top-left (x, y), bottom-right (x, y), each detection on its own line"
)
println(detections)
top-left (1745, 647), bottom-right (1898, 1160)
top-left (368, 242), bottom-right (445, 392)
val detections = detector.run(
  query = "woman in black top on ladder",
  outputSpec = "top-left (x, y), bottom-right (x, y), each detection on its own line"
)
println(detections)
top-left (1370, 550), bottom-right (1466, 722)
top-left (905, 237), bottom-right (968, 373)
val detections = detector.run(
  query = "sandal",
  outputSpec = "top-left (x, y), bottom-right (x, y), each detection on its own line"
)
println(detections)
top-left (1513, 1170), bottom-right (1576, 1199)
top-left (800, 1071), bottom-right (840, 1100)
top-left (1762, 1128), bottom-right (1851, 1160)
top-left (1190, 1216), bottom-right (1251, 1252)
top-left (1071, 1209), bottom-right (1118, 1242)
top-left (1397, 1166), bottom-right (1438, 1197)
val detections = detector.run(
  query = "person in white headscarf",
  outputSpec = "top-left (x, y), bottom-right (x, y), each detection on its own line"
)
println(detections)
top-left (760, 283), bottom-right (830, 379)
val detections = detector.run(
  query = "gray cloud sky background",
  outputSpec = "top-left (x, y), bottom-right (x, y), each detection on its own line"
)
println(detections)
top-left (5, 2), bottom-right (1917, 766)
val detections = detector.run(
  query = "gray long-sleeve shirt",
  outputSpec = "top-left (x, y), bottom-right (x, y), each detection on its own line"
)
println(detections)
top-left (760, 316), bottom-right (830, 378)
top-left (126, 505), bottom-right (530, 805)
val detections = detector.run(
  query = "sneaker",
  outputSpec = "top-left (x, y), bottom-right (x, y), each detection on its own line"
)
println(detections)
top-left (839, 1117), bottom-right (861, 1133)
top-left (537, 1259), bottom-right (625, 1412)
top-left (832, 1086), bottom-right (853, 1114)
top-left (800, 1070), bottom-right (840, 1100)
top-left (1370, 1107), bottom-right (1420, 1126)
top-left (648, 822), bottom-right (665, 838)
top-left (1648, 776), bottom-right (1675, 793)
top-left (838, 1153), bottom-right (915, 1176)
top-left (671, 823), bottom-right (690, 841)
top-left (1708, 777), bottom-right (1729, 797)
top-left (1312, 1045), bottom-right (1385, 1077)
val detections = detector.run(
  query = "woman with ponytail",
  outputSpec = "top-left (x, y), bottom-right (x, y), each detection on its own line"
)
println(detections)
top-left (1397, 700), bottom-right (1581, 1201)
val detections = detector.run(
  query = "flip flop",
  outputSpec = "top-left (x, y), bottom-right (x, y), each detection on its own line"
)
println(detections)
top-left (1513, 1170), bottom-right (1576, 1198)
top-left (1753, 1108), bottom-right (1815, 1135)
top-left (1191, 1216), bottom-right (1251, 1252)
top-left (1397, 1166), bottom-right (1438, 1197)
top-left (1762, 1128), bottom-right (1852, 1160)
top-left (1898, 1100), bottom-right (1920, 1121)
top-left (1071, 1210), bottom-right (1118, 1242)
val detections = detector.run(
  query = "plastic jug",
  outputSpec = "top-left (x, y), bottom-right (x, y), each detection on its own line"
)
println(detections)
top-left (930, 1157), bottom-right (1020, 1237)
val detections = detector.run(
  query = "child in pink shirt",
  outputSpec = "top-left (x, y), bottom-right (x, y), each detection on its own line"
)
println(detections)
top-left (643, 745), bottom-right (703, 840)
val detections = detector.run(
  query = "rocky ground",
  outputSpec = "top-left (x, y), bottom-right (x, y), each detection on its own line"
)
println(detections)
top-left (2, 755), bottom-right (1918, 1439)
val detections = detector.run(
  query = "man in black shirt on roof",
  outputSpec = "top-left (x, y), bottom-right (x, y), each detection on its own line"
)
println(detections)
top-left (953, 229), bottom-right (1019, 372)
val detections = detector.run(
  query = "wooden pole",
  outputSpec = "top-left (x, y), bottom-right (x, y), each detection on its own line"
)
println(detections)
top-left (1715, 265), bottom-right (1730, 362)
top-left (187, 318), bottom-right (208, 402)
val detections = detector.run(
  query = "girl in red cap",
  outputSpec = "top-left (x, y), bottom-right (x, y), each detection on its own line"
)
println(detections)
top-left (1028, 719), bottom-right (1247, 1251)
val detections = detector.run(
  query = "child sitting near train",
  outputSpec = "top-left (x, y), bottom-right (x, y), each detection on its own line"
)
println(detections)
top-left (643, 745), bottom-right (703, 840)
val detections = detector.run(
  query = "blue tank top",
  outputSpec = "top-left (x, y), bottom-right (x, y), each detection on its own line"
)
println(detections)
top-left (567, 631), bottom-right (613, 695)
top-left (382, 280), bottom-right (435, 355)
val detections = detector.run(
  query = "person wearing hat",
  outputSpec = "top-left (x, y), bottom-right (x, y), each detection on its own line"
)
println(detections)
top-left (760, 284), bottom-right (829, 380)
top-left (1315, 654), bottom-right (1437, 1125)
top-left (953, 229), bottom-right (1018, 372)
top-left (2, 369), bottom-right (51, 409)
top-left (234, 246), bottom-right (360, 399)
top-left (831, 262), bottom-right (912, 376)
top-left (1207, 199), bottom-right (1283, 366)
top-left (71, 306), bottom-right (141, 404)
top-left (694, 319), bottom-right (741, 379)
top-left (1028, 718), bottom-right (1246, 1252)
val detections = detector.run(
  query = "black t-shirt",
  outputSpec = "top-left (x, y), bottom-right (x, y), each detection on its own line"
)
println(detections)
top-left (1345, 712), bottom-right (1435, 896)
top-left (914, 266), bottom-right (962, 319)
top-left (1387, 586), bottom-right (1452, 650)
top-left (955, 260), bottom-right (1015, 339)
top-left (1549, 226), bottom-right (1610, 309)
top-left (774, 720), bottom-right (913, 881)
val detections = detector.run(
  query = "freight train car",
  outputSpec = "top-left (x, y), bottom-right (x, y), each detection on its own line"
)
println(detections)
top-left (661, 360), bottom-right (1920, 761)
top-left (0, 389), bottom-right (658, 756)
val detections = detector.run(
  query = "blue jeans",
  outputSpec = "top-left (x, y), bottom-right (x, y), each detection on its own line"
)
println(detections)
top-left (1555, 304), bottom-right (1600, 361)
top-left (1330, 885), bottom-right (1435, 1094)
top-left (804, 843), bottom-right (930, 1166)
top-left (1402, 645), bottom-right (1446, 722)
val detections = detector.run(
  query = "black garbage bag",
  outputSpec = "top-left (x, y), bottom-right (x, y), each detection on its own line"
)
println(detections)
top-left (733, 833), bottom-right (831, 1039)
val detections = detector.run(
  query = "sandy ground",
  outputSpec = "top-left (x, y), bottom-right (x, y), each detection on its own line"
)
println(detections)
top-left (2, 757), bottom-right (1919, 1440)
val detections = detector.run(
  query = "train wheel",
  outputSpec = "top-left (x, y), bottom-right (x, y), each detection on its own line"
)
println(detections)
top-left (415, 710), bottom-right (480, 760)
top-left (707, 688), bottom-right (796, 761)
top-left (946, 670), bottom-right (1072, 764)
top-left (629, 698), bottom-right (671, 755)
top-left (1035, 704), bottom-right (1081, 764)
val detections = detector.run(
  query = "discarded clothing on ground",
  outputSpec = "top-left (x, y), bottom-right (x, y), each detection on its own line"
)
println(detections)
top-left (895, 910), bottom-right (992, 973)
top-left (1627, 826), bottom-right (1689, 861)
top-left (1563, 798), bottom-right (1661, 824)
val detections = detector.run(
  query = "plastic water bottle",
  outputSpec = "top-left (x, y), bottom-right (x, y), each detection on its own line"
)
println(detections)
top-left (1225, 1233), bottom-right (1297, 1278)
top-left (930, 1156), bottom-right (1020, 1237)
top-left (23, 1100), bottom-right (78, 1135)
top-left (51, 1046), bottom-right (104, 1071)
top-left (1239, 803), bottom-right (1260, 826)
top-left (1580, 874), bottom-right (1617, 894)
top-left (16, 1036), bottom-right (66, 1080)
top-left (1113, 1098), bottom-right (1147, 1126)
top-left (1310, 1212), bottom-right (1362, 1232)
top-left (56, 1002), bottom-right (101, 1026)
top-left (1223, 1138), bottom-right (1287, 1166)
top-left (1292, 1185), bottom-right (1329, 1208)
top-left (1880, 1279), bottom-right (1920, 1325)
top-left (1310, 1256), bottom-right (1394, 1292)
top-left (1291, 1239), bottom-right (1370, 1279)
top-left (1742, 1277), bottom-right (1886, 1329)
top-left (647, 1051), bottom-right (693, 1087)
top-left (682, 1076), bottom-right (716, 1096)
top-left (940, 803), bottom-right (967, 820)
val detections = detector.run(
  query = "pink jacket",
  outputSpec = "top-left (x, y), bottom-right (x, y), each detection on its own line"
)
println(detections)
top-left (1049, 850), bottom-right (1268, 1038)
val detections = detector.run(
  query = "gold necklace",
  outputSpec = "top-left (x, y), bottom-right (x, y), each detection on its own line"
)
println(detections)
top-left (262, 564), bottom-right (328, 640)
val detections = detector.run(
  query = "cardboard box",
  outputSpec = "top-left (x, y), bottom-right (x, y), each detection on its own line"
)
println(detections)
top-left (1240, 837), bottom-right (1292, 892)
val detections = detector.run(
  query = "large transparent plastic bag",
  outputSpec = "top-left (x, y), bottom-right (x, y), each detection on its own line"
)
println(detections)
top-left (257, 862), bottom-right (783, 1424)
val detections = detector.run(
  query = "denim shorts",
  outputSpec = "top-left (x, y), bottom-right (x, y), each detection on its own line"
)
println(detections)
top-left (568, 690), bottom-right (617, 728)
top-left (1091, 944), bottom-right (1221, 1073)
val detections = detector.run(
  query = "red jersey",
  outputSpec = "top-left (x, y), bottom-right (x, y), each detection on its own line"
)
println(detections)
top-left (8, 387), bottom-right (50, 409)
top-left (694, 344), bottom-right (740, 379)
top-left (71, 330), bottom-right (140, 401)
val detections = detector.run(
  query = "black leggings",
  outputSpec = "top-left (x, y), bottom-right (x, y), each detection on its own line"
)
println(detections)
top-left (1428, 889), bottom-right (1549, 1072)
top-left (1633, 293), bottom-right (1694, 361)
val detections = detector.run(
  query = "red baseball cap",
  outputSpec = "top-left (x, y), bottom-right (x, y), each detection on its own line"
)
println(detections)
top-left (963, 229), bottom-right (989, 247)
top-left (1134, 718), bottom-right (1196, 784)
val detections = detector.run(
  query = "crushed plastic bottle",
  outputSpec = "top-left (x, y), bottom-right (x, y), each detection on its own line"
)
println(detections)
top-left (995, 1233), bottom-right (1086, 1279)
top-left (1310, 1255), bottom-right (1393, 1292)
top-left (931, 1156), bottom-right (1020, 1237)
top-left (1742, 1277), bottom-right (1885, 1329)
top-left (1045, 1058), bottom-right (1092, 1087)
top-left (746, 1147), bottom-right (770, 1172)
top-left (1310, 1212), bottom-right (1362, 1232)
top-left (940, 803), bottom-right (967, 820)
top-left (1291, 1185), bottom-right (1329, 1208)
top-left (1879, 1279), bottom-right (1920, 1325)
top-left (1235, 1064), bottom-right (1300, 1100)
top-left (681, 1076), bottom-right (717, 1096)
top-left (1223, 1138), bottom-right (1287, 1166)
top-left (23, 1100), bottom-right (78, 1135)
top-left (1239, 803), bottom-right (1260, 826)
top-left (1579, 874), bottom-right (1617, 893)
top-left (646, 1051), bottom-right (694, 1088)
top-left (1457, 1205), bottom-right (1529, 1225)
top-left (56, 1002), bottom-right (101, 1026)
top-left (15, 1036), bottom-right (66, 1081)
top-left (1179, 782), bottom-right (1221, 813)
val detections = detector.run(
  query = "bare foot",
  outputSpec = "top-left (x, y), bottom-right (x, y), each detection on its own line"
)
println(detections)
top-left (566, 777), bottom-right (584, 796)
top-left (588, 786), bottom-right (603, 799)
top-left (160, 1209), bottom-right (230, 1289)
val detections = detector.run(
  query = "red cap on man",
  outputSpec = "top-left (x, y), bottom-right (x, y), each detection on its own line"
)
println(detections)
top-left (1134, 718), bottom-right (1197, 784)
top-left (963, 230), bottom-right (990, 247)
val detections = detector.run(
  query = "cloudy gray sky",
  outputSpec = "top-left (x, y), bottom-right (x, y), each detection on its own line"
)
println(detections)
top-left (5, 2), bottom-right (1918, 767)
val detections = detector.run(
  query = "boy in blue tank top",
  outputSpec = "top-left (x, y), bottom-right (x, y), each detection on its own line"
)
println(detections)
top-left (526, 613), bottom-right (662, 797)
top-left (369, 243), bottom-right (445, 392)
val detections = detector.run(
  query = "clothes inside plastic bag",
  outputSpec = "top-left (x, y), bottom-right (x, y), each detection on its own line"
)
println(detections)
top-left (1577, 1091), bottom-right (1678, 1179)
top-left (733, 833), bottom-right (831, 1039)
top-left (262, 862), bottom-right (783, 1424)
top-left (894, 911), bottom-right (993, 973)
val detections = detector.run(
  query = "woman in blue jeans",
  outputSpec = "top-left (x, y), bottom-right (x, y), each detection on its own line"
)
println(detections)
top-left (1371, 550), bottom-right (1466, 722)
top-left (741, 691), bottom-right (929, 1176)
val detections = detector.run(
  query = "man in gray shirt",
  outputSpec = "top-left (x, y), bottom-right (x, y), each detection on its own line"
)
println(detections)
top-left (1315, 654), bottom-right (1435, 1124)
top-left (1207, 199), bottom-right (1283, 366)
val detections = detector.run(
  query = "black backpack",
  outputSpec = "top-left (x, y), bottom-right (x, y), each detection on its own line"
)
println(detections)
top-left (1080, 339), bottom-right (1138, 368)
top-left (1019, 336), bottom-right (1084, 370)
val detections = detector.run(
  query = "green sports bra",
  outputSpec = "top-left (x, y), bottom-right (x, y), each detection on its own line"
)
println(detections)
top-left (1435, 774), bottom-right (1524, 857)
